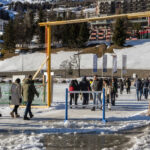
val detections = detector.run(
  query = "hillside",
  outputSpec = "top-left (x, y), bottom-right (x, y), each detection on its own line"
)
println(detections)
top-left (0, 39), bottom-right (150, 72)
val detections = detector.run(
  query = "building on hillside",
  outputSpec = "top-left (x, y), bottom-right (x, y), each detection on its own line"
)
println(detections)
top-left (89, 0), bottom-right (150, 41)
top-left (53, 6), bottom-right (96, 18)
top-left (0, 19), bottom-right (8, 36)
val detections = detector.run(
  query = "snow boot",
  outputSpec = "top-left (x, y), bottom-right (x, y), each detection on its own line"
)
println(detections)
top-left (23, 117), bottom-right (30, 120)
top-left (91, 107), bottom-right (95, 111)
top-left (10, 112), bottom-right (14, 118)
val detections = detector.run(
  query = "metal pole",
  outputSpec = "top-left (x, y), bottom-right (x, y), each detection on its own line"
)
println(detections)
top-left (65, 88), bottom-right (68, 121)
top-left (102, 88), bottom-right (106, 123)
top-left (102, 49), bottom-right (103, 78)
top-left (47, 25), bottom-right (51, 107)
top-left (22, 54), bottom-right (23, 73)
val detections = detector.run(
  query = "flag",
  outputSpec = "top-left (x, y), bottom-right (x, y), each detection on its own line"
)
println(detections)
top-left (112, 55), bottom-right (117, 73)
top-left (103, 55), bottom-right (107, 72)
top-left (93, 54), bottom-right (97, 72)
top-left (122, 55), bottom-right (127, 74)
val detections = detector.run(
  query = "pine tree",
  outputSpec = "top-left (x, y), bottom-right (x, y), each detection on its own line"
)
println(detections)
top-left (77, 22), bottom-right (89, 48)
top-left (23, 10), bottom-right (35, 43)
top-left (3, 20), bottom-right (16, 52)
top-left (36, 9), bottom-right (46, 44)
top-left (112, 18), bottom-right (127, 46)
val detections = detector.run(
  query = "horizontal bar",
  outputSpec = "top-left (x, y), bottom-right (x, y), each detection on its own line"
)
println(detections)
top-left (39, 11), bottom-right (150, 26)
top-left (68, 91), bottom-right (102, 94)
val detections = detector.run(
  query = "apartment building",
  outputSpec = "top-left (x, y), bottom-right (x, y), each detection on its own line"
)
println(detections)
top-left (0, 19), bottom-right (8, 36)
top-left (89, 0), bottom-right (150, 41)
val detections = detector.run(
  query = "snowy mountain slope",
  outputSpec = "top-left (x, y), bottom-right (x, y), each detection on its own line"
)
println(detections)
top-left (0, 39), bottom-right (150, 72)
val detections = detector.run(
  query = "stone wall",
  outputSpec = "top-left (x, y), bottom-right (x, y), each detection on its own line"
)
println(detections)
top-left (0, 69), bottom-right (150, 78)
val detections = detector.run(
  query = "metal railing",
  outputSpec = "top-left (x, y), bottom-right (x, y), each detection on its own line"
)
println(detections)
top-left (65, 88), bottom-right (106, 123)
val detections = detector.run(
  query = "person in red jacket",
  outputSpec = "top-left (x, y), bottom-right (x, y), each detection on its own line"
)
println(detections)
top-left (69, 80), bottom-right (75, 108)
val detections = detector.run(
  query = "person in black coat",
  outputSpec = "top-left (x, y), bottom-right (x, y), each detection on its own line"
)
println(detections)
top-left (134, 78), bottom-right (143, 101)
top-left (79, 76), bottom-right (90, 106)
top-left (126, 78), bottom-right (131, 94)
top-left (143, 78), bottom-right (149, 99)
top-left (111, 78), bottom-right (117, 106)
top-left (74, 80), bottom-right (80, 105)
top-left (119, 79), bottom-right (124, 94)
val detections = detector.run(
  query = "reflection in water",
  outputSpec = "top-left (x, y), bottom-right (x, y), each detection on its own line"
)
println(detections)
top-left (42, 134), bottom-right (132, 150)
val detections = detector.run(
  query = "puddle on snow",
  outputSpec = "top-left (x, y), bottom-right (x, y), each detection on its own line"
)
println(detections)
top-left (41, 134), bottom-right (132, 150)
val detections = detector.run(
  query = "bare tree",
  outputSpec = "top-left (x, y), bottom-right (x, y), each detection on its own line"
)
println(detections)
top-left (60, 60), bottom-right (73, 78)
top-left (70, 51), bottom-right (81, 77)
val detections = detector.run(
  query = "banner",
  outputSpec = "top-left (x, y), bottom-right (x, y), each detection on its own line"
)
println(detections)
top-left (103, 55), bottom-right (107, 72)
top-left (112, 55), bottom-right (117, 73)
top-left (93, 54), bottom-right (97, 72)
top-left (122, 55), bottom-right (127, 74)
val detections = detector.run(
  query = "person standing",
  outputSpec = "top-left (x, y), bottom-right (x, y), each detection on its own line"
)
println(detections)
top-left (10, 78), bottom-right (22, 118)
top-left (91, 75), bottom-right (102, 111)
top-left (79, 76), bottom-right (90, 107)
top-left (22, 75), bottom-right (39, 120)
top-left (103, 79), bottom-right (111, 110)
top-left (74, 80), bottom-right (79, 106)
top-left (69, 80), bottom-right (75, 108)
top-left (111, 78), bottom-right (117, 106)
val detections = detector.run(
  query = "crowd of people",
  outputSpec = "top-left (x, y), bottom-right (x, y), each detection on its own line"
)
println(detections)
top-left (134, 77), bottom-right (150, 101)
top-left (69, 75), bottom-right (132, 111)
top-left (0, 75), bottom-right (39, 120)
top-left (0, 75), bottom-right (149, 119)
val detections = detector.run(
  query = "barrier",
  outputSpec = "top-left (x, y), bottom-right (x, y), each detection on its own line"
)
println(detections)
top-left (65, 88), bottom-right (107, 123)
top-left (0, 83), bottom-right (47, 106)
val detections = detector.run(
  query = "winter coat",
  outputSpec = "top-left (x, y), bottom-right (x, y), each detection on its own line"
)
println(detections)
top-left (79, 77), bottom-right (90, 91)
top-left (126, 79), bottom-right (131, 88)
top-left (143, 79), bottom-right (149, 88)
top-left (11, 83), bottom-right (22, 105)
top-left (91, 79), bottom-right (101, 91)
top-left (22, 79), bottom-right (39, 102)
top-left (134, 79), bottom-right (142, 90)
top-left (111, 82), bottom-right (117, 93)
top-left (104, 84), bottom-right (111, 97)
top-left (120, 81), bottom-right (124, 90)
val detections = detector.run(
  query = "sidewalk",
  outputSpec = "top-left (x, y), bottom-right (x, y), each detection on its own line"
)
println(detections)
top-left (0, 87), bottom-right (150, 133)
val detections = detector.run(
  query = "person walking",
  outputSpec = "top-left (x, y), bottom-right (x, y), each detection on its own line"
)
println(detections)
top-left (79, 76), bottom-right (90, 107)
top-left (125, 78), bottom-right (131, 94)
top-left (10, 78), bottom-right (22, 118)
top-left (134, 78), bottom-right (143, 101)
top-left (119, 79), bottom-right (124, 94)
top-left (111, 78), bottom-right (117, 106)
top-left (143, 78), bottom-right (149, 99)
top-left (91, 75), bottom-right (102, 111)
top-left (22, 75), bottom-right (39, 120)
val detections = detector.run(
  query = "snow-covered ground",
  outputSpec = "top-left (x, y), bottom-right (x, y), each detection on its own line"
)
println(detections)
top-left (0, 39), bottom-right (150, 72)
top-left (0, 83), bottom-right (150, 149)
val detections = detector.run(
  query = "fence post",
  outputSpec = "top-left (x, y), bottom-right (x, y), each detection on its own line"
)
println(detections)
top-left (102, 88), bottom-right (107, 123)
top-left (65, 88), bottom-right (68, 121)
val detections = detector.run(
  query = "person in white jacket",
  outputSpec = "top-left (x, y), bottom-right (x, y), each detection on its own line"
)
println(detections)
top-left (103, 79), bottom-right (111, 110)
